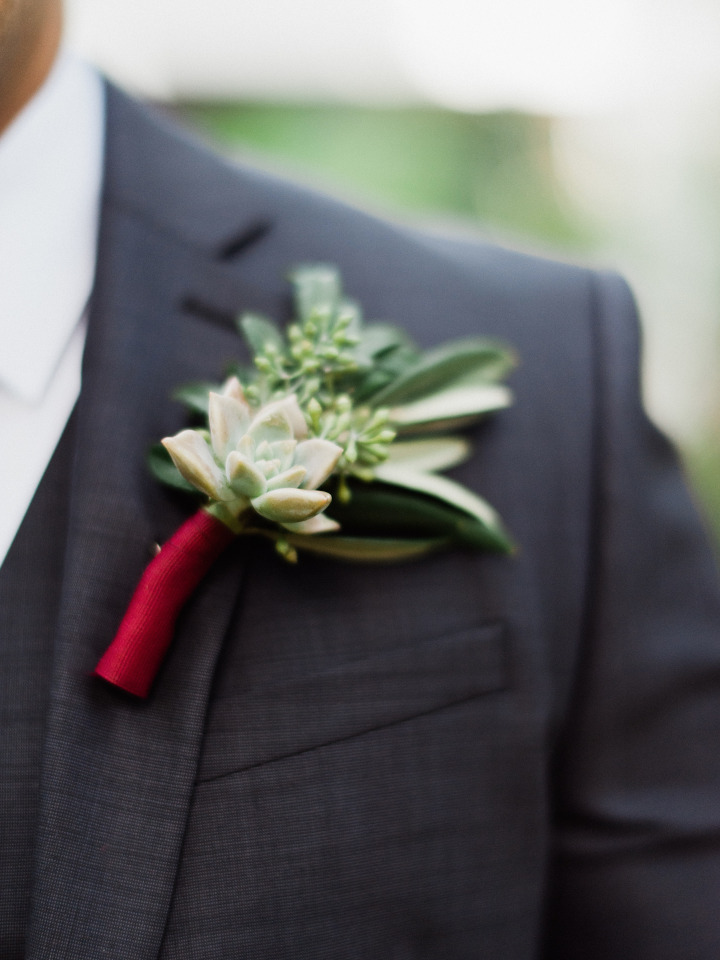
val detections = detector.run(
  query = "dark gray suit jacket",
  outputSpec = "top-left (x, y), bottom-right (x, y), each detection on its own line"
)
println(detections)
top-left (3, 82), bottom-right (720, 959)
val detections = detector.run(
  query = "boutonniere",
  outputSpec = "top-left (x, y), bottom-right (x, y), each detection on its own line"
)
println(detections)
top-left (95, 264), bottom-right (516, 696)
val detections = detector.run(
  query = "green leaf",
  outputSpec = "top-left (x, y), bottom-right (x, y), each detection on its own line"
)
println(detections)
top-left (384, 437), bottom-right (471, 473)
top-left (371, 465), bottom-right (513, 552)
top-left (239, 313), bottom-right (285, 358)
top-left (284, 534), bottom-right (448, 563)
top-left (349, 368), bottom-right (392, 401)
top-left (172, 381), bottom-right (220, 417)
top-left (449, 358), bottom-right (517, 387)
top-left (289, 263), bottom-right (342, 322)
top-left (390, 384), bottom-right (513, 430)
top-left (337, 297), bottom-right (363, 340)
top-left (369, 338), bottom-right (515, 406)
top-left (147, 444), bottom-right (203, 496)
top-left (224, 361), bottom-right (257, 384)
top-left (351, 342), bottom-right (422, 402)
top-left (352, 323), bottom-right (417, 366)
top-left (326, 481), bottom-right (512, 553)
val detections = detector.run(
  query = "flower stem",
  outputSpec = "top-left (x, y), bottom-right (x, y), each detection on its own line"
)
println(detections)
top-left (94, 509), bottom-right (236, 697)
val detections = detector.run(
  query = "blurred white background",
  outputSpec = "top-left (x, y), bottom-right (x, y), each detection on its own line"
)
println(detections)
top-left (65, 0), bottom-right (720, 453)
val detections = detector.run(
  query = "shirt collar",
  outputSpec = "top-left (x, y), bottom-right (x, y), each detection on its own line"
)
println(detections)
top-left (0, 51), bottom-right (105, 403)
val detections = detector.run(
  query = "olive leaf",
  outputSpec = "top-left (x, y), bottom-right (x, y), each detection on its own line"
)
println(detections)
top-left (239, 313), bottom-right (285, 358)
top-left (289, 263), bottom-right (343, 322)
top-left (368, 338), bottom-right (516, 406)
top-left (383, 436), bottom-right (471, 473)
top-left (371, 465), bottom-right (513, 553)
top-left (391, 384), bottom-right (513, 432)
top-left (281, 534), bottom-right (448, 563)
top-left (325, 481), bottom-right (512, 553)
top-left (172, 381), bottom-right (222, 417)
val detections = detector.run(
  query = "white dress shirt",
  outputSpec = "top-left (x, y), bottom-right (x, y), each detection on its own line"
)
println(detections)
top-left (0, 52), bottom-right (105, 569)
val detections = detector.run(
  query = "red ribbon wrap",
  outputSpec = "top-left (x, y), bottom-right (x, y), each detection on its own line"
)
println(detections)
top-left (94, 509), bottom-right (236, 697)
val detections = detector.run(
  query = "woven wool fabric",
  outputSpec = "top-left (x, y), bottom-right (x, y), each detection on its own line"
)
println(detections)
top-left (0, 416), bottom-right (77, 958)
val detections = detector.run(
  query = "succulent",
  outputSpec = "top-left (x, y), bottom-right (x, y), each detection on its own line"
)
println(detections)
top-left (162, 381), bottom-right (342, 535)
top-left (153, 263), bottom-right (517, 563)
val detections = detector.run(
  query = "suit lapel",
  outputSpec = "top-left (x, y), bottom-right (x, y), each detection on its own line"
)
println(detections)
top-left (26, 86), bottom-right (273, 960)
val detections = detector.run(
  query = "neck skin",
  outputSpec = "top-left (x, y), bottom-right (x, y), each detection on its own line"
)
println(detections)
top-left (0, 0), bottom-right (63, 136)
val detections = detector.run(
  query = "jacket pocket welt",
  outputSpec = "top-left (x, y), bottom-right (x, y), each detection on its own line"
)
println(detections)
top-left (197, 622), bottom-right (509, 782)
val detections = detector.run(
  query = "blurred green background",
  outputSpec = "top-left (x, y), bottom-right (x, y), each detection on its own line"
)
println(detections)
top-left (179, 104), bottom-right (591, 249)
top-left (175, 101), bottom-right (720, 550)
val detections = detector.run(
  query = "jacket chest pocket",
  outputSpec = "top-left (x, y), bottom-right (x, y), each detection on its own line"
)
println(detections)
top-left (197, 621), bottom-right (509, 782)
top-left (163, 622), bottom-right (533, 960)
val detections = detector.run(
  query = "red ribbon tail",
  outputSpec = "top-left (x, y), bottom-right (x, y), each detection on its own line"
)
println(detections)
top-left (94, 509), bottom-right (236, 698)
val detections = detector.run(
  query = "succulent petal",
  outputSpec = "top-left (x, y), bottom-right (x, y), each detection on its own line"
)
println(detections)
top-left (293, 438), bottom-right (343, 489)
top-left (260, 394), bottom-right (308, 439)
top-left (162, 430), bottom-right (227, 500)
top-left (225, 451), bottom-right (267, 499)
top-left (252, 488), bottom-right (331, 523)
top-left (208, 392), bottom-right (251, 461)
top-left (266, 465), bottom-right (307, 491)
top-left (269, 439), bottom-right (297, 470)
top-left (247, 408), bottom-right (293, 446)
top-left (221, 375), bottom-right (245, 401)
top-left (255, 439), bottom-right (272, 461)
top-left (237, 434), bottom-right (255, 459)
top-left (258, 458), bottom-right (283, 478)
top-left (282, 514), bottom-right (340, 534)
